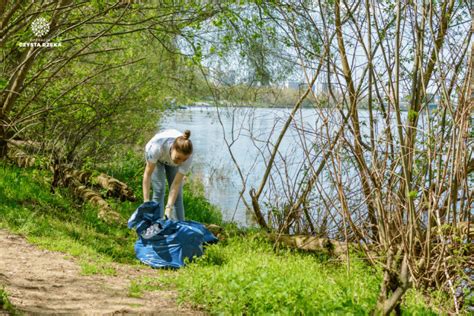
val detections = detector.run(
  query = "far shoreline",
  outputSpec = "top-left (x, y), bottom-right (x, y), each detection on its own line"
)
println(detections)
top-left (172, 101), bottom-right (410, 111)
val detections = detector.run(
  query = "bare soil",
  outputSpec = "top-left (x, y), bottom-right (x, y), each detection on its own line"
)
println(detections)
top-left (0, 229), bottom-right (203, 315)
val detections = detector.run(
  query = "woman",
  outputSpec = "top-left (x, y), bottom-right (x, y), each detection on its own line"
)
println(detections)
top-left (142, 129), bottom-right (193, 220)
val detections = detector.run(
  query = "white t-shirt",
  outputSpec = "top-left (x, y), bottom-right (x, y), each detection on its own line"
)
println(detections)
top-left (145, 129), bottom-right (193, 174)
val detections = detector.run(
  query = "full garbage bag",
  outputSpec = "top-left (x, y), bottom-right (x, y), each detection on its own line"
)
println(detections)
top-left (128, 201), bottom-right (218, 269)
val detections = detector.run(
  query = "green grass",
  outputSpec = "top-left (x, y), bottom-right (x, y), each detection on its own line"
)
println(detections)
top-left (79, 259), bottom-right (117, 276)
top-left (0, 287), bottom-right (20, 315)
top-left (183, 176), bottom-right (223, 225)
top-left (170, 234), bottom-right (382, 314)
top-left (401, 289), bottom-right (441, 315)
top-left (0, 162), bottom-right (137, 266)
top-left (126, 233), bottom-right (441, 315)
top-left (128, 275), bottom-right (169, 298)
top-left (0, 159), bottom-right (453, 314)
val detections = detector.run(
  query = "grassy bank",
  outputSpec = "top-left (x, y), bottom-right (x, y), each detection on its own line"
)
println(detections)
top-left (0, 287), bottom-right (18, 315)
top-left (0, 157), bottom-right (222, 271)
top-left (0, 159), bottom-right (450, 314)
top-left (134, 234), bottom-right (442, 315)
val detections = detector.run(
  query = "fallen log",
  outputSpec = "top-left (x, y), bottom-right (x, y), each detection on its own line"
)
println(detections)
top-left (56, 168), bottom-right (136, 202)
top-left (7, 139), bottom-right (42, 153)
top-left (59, 166), bottom-right (124, 225)
top-left (268, 233), bottom-right (348, 257)
top-left (94, 173), bottom-right (136, 202)
top-left (8, 140), bottom-right (136, 202)
top-left (271, 222), bottom-right (473, 260)
top-left (7, 148), bottom-right (36, 168)
top-left (54, 165), bottom-right (91, 183)
top-left (51, 165), bottom-right (136, 202)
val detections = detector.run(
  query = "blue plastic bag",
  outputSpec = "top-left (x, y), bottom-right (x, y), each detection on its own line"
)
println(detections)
top-left (128, 201), bottom-right (218, 268)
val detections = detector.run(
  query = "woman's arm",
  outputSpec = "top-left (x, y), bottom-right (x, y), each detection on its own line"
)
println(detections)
top-left (142, 161), bottom-right (156, 202)
top-left (165, 172), bottom-right (185, 218)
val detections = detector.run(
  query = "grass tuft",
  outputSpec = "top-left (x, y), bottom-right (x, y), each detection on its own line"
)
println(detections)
top-left (0, 287), bottom-right (20, 315)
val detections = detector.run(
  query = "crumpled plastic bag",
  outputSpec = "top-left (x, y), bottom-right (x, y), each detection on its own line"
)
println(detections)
top-left (128, 201), bottom-right (218, 268)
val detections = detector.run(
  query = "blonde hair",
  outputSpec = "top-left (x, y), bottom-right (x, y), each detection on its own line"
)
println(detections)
top-left (173, 130), bottom-right (193, 155)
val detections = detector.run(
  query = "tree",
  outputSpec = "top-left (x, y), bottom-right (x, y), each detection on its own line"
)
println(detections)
top-left (0, 0), bottom-right (220, 163)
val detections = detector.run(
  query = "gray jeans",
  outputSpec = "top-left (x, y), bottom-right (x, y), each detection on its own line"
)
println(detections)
top-left (151, 162), bottom-right (185, 220)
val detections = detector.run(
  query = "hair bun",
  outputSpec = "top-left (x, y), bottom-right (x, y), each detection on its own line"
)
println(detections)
top-left (183, 130), bottom-right (191, 140)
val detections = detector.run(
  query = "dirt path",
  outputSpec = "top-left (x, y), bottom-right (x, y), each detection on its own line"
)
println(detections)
top-left (0, 229), bottom-right (201, 315)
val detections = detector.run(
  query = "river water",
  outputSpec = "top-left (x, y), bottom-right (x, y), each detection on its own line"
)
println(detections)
top-left (159, 106), bottom-right (411, 226)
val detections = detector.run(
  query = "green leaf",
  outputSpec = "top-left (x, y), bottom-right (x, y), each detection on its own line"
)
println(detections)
top-left (0, 78), bottom-right (7, 90)
top-left (408, 109), bottom-right (418, 120)
top-left (408, 190), bottom-right (417, 199)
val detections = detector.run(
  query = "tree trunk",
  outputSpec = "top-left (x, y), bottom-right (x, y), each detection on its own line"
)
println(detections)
top-left (334, 0), bottom-right (378, 240)
top-left (375, 254), bottom-right (410, 315)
